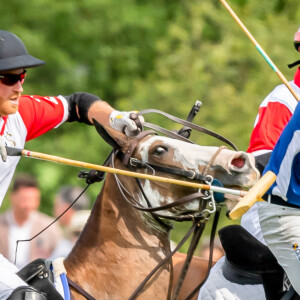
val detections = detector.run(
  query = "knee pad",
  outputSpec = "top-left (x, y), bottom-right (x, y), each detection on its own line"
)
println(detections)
top-left (7, 286), bottom-right (47, 300)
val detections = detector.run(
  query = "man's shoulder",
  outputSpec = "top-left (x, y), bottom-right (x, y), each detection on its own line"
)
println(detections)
top-left (259, 83), bottom-right (297, 113)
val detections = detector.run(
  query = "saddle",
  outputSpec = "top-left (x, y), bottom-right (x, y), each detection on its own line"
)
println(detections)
top-left (219, 225), bottom-right (300, 300)
top-left (17, 258), bottom-right (64, 300)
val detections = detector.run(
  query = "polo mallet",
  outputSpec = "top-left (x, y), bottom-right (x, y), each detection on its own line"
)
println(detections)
top-left (220, 0), bottom-right (300, 102)
top-left (220, 0), bottom-right (300, 219)
top-left (6, 146), bottom-right (247, 199)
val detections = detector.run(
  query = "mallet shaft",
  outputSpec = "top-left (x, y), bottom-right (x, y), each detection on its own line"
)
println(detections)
top-left (7, 146), bottom-right (246, 197)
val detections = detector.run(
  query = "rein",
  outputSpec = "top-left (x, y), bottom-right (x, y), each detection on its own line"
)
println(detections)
top-left (138, 108), bottom-right (238, 151)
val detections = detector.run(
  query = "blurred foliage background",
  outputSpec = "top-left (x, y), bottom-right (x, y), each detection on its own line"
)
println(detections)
top-left (1, 0), bottom-right (300, 253)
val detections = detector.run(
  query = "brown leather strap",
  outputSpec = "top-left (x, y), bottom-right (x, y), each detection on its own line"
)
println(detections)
top-left (122, 130), bottom-right (155, 166)
top-left (138, 109), bottom-right (238, 150)
top-left (67, 277), bottom-right (96, 300)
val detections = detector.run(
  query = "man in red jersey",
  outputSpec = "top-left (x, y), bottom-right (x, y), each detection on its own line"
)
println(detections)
top-left (198, 26), bottom-right (300, 300)
top-left (0, 30), bottom-right (143, 299)
top-left (241, 26), bottom-right (300, 244)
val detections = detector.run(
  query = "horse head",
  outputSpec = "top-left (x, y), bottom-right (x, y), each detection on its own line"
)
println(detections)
top-left (94, 120), bottom-right (259, 220)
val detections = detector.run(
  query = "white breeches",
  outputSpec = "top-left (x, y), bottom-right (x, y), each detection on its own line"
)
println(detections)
top-left (198, 257), bottom-right (265, 300)
top-left (257, 201), bottom-right (300, 295)
top-left (241, 202), bottom-right (266, 245)
top-left (0, 254), bottom-right (27, 300)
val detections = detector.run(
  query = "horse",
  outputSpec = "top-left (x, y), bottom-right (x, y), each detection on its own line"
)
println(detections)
top-left (53, 122), bottom-right (259, 300)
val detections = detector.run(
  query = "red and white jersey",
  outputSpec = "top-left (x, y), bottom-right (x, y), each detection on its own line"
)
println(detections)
top-left (0, 95), bottom-right (69, 204)
top-left (247, 68), bottom-right (300, 156)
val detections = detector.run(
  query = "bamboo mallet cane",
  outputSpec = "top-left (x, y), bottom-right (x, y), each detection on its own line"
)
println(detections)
top-left (6, 146), bottom-right (247, 198)
top-left (220, 0), bottom-right (300, 219)
top-left (220, 0), bottom-right (300, 102)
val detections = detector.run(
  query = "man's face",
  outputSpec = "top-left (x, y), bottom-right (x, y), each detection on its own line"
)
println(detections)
top-left (0, 68), bottom-right (24, 116)
top-left (11, 186), bottom-right (40, 221)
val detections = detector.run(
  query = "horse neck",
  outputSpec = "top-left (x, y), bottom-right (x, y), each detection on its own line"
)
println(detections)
top-left (64, 171), bottom-right (173, 299)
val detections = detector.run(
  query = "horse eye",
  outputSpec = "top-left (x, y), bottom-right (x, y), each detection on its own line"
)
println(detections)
top-left (153, 146), bottom-right (168, 155)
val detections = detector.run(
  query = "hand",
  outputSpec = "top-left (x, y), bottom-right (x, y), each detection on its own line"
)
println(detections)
top-left (109, 110), bottom-right (144, 137)
top-left (0, 137), bottom-right (7, 162)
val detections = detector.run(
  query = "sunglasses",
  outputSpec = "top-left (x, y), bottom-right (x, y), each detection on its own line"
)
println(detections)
top-left (0, 70), bottom-right (27, 86)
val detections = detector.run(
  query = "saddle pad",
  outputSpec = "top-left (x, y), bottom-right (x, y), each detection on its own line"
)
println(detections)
top-left (198, 257), bottom-right (265, 300)
top-left (52, 257), bottom-right (70, 300)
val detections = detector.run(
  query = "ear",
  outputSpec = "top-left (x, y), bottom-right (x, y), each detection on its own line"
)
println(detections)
top-left (92, 118), bottom-right (130, 150)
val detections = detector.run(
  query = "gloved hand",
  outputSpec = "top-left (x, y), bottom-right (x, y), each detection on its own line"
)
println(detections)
top-left (109, 110), bottom-right (144, 137)
top-left (0, 137), bottom-right (7, 162)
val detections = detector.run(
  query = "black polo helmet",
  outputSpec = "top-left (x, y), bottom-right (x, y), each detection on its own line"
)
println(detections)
top-left (294, 26), bottom-right (300, 53)
top-left (0, 30), bottom-right (45, 72)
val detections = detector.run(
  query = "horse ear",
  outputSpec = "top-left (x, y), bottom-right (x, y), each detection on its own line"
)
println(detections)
top-left (92, 118), bottom-right (129, 150)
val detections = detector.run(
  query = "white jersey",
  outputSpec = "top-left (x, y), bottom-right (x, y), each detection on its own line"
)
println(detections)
top-left (0, 95), bottom-right (68, 205)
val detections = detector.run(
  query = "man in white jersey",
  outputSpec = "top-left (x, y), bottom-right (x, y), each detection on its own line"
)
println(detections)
top-left (0, 30), bottom-right (144, 299)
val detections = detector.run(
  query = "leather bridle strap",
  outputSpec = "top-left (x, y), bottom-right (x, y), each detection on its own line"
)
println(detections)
top-left (143, 122), bottom-right (194, 144)
top-left (138, 109), bottom-right (238, 150)
top-left (171, 220), bottom-right (207, 300)
top-left (128, 217), bottom-right (205, 300)
top-left (67, 277), bottom-right (96, 300)
top-left (129, 158), bottom-right (210, 182)
top-left (202, 145), bottom-right (228, 177)
top-left (183, 206), bottom-right (221, 300)
top-left (122, 130), bottom-right (156, 166)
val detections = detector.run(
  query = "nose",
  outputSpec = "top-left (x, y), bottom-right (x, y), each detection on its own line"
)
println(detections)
top-left (229, 152), bottom-right (248, 172)
top-left (14, 80), bottom-right (23, 93)
top-left (231, 156), bottom-right (245, 168)
top-left (229, 152), bottom-right (259, 179)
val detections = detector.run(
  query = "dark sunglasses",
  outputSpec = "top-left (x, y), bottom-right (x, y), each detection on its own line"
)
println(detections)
top-left (0, 70), bottom-right (27, 86)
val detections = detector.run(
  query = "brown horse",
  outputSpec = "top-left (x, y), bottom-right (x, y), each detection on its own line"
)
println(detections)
top-left (63, 131), bottom-right (259, 300)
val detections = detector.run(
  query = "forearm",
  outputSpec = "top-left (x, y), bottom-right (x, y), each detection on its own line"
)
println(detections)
top-left (87, 100), bottom-right (114, 127)
top-left (64, 92), bottom-right (143, 138)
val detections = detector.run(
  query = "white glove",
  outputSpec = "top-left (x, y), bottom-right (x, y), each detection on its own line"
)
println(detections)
top-left (109, 110), bottom-right (144, 137)
top-left (0, 136), bottom-right (7, 162)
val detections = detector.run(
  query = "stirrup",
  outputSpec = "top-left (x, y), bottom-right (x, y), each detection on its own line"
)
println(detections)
top-left (7, 286), bottom-right (47, 300)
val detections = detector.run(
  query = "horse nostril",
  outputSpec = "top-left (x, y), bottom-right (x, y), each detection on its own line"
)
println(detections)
top-left (231, 157), bottom-right (245, 168)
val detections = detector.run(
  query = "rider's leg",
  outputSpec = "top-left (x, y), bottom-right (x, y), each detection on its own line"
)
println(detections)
top-left (0, 254), bottom-right (28, 300)
top-left (258, 201), bottom-right (300, 295)
top-left (241, 203), bottom-right (266, 244)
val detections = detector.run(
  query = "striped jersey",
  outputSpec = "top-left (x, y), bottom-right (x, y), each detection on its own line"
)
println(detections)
top-left (247, 68), bottom-right (300, 156)
top-left (0, 95), bottom-right (69, 205)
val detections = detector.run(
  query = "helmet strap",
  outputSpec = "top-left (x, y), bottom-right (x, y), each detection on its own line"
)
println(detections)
top-left (288, 60), bottom-right (300, 69)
